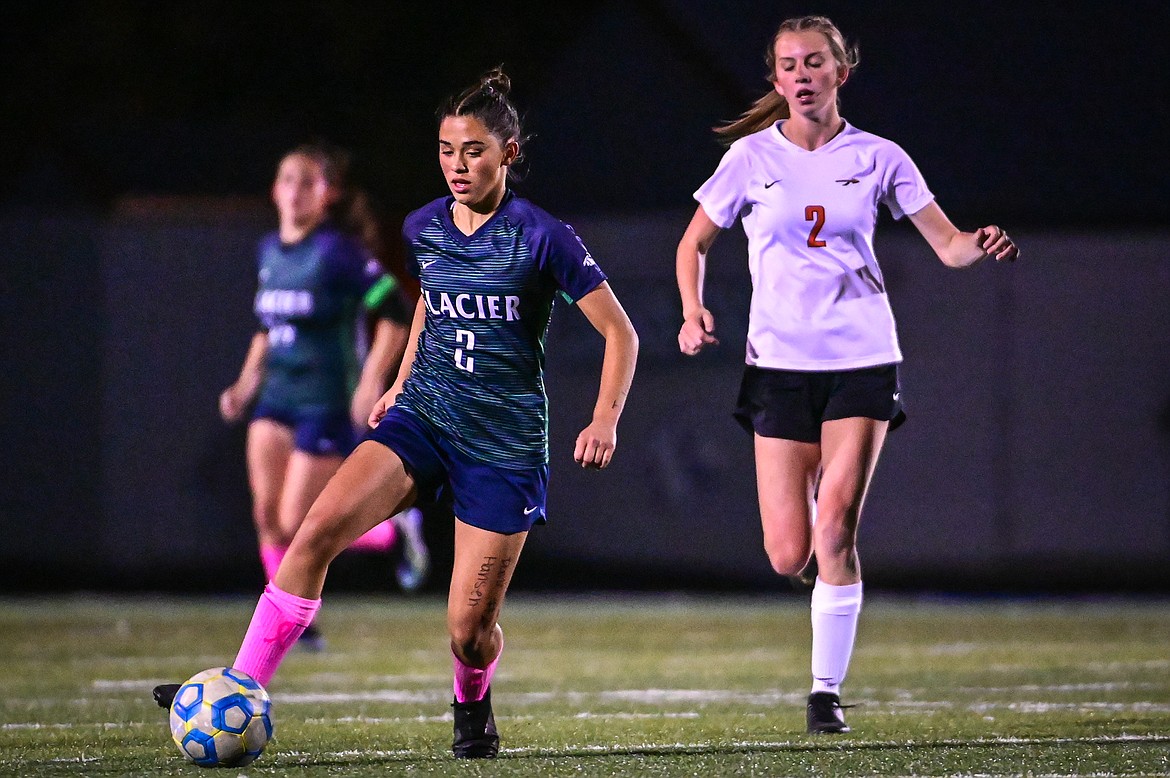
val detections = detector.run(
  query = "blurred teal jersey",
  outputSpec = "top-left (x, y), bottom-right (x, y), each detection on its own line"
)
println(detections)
top-left (253, 222), bottom-right (398, 414)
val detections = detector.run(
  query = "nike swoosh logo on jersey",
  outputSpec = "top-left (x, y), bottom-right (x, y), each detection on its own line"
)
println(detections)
top-left (523, 506), bottom-right (539, 515)
top-left (419, 259), bottom-right (438, 269)
top-left (835, 178), bottom-right (860, 185)
top-left (764, 180), bottom-right (782, 189)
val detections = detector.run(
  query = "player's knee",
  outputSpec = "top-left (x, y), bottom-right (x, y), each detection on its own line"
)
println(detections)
top-left (448, 618), bottom-right (494, 664)
top-left (293, 504), bottom-right (351, 563)
top-left (812, 503), bottom-right (860, 558)
top-left (251, 500), bottom-right (281, 534)
top-left (763, 536), bottom-right (811, 577)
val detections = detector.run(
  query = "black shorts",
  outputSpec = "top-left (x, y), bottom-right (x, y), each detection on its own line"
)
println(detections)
top-left (733, 364), bottom-right (906, 443)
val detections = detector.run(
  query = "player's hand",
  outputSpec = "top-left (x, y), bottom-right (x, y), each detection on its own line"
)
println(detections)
top-left (974, 225), bottom-right (1019, 262)
top-left (218, 384), bottom-right (246, 423)
top-left (367, 385), bottom-right (400, 428)
top-left (351, 379), bottom-right (384, 430)
top-left (574, 419), bottom-right (617, 469)
top-left (678, 308), bottom-right (719, 355)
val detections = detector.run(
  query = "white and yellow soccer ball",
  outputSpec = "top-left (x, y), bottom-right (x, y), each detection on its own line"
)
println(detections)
top-left (168, 667), bottom-right (273, 767)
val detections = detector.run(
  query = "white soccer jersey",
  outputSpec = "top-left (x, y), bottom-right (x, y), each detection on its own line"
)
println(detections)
top-left (695, 120), bottom-right (934, 370)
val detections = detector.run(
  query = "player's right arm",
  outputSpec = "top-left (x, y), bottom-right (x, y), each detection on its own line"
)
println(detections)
top-left (220, 331), bottom-right (268, 423)
top-left (367, 296), bottom-right (426, 428)
top-left (908, 201), bottom-right (1019, 268)
top-left (676, 205), bottom-right (723, 356)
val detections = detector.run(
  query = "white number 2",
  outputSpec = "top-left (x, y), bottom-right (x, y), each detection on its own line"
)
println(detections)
top-left (455, 329), bottom-right (476, 373)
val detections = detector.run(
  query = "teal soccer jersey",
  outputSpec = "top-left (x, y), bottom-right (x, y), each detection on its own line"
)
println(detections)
top-left (396, 191), bottom-right (607, 468)
top-left (253, 223), bottom-right (399, 413)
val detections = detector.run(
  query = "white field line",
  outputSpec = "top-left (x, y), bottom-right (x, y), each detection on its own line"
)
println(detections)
top-left (9, 688), bottom-right (1170, 732)
top-left (493, 732), bottom-right (1170, 758)
top-left (1083, 659), bottom-right (1170, 671)
top-left (54, 682), bottom-right (1170, 713)
top-left (305, 672), bottom-right (450, 684)
top-left (304, 733), bottom-right (1170, 761)
top-left (1, 711), bottom-right (699, 732)
top-left (3, 721), bottom-right (154, 730)
top-left (955, 682), bottom-right (1161, 693)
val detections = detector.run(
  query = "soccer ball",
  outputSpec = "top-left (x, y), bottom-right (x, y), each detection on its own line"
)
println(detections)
top-left (168, 667), bottom-right (273, 767)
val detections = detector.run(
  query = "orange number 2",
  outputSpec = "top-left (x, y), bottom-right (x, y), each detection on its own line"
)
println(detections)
top-left (805, 205), bottom-right (827, 247)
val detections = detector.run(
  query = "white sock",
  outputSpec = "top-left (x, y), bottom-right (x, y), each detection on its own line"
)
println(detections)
top-left (810, 577), bottom-right (863, 696)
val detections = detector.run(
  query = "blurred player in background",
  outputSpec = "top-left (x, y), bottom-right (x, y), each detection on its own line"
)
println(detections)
top-left (157, 70), bottom-right (638, 758)
top-left (676, 15), bottom-right (1018, 734)
top-left (218, 143), bottom-right (432, 649)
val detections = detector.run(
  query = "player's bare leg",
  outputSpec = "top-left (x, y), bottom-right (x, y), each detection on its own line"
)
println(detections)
top-left (246, 419), bottom-right (294, 579)
top-left (277, 441), bottom-right (418, 599)
top-left (447, 521), bottom-right (528, 758)
top-left (154, 442), bottom-right (416, 710)
top-left (814, 417), bottom-right (887, 585)
top-left (230, 441), bottom-right (418, 687)
top-left (278, 450), bottom-right (343, 650)
top-left (754, 434), bottom-right (821, 578)
top-left (279, 451), bottom-right (343, 542)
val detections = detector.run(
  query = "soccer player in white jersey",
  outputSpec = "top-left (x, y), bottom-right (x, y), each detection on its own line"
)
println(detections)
top-left (676, 15), bottom-right (1018, 734)
top-left (155, 69), bottom-right (638, 760)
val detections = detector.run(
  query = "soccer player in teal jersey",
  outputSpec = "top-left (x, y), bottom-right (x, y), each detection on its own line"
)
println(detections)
top-left (217, 145), bottom-right (431, 649)
top-left (157, 71), bottom-right (638, 759)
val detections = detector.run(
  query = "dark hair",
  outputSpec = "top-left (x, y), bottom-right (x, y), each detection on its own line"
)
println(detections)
top-left (437, 67), bottom-right (528, 177)
top-left (280, 141), bottom-right (386, 258)
top-left (714, 15), bottom-right (859, 146)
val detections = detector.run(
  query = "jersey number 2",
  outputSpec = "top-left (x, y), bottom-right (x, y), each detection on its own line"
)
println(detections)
top-left (455, 329), bottom-right (476, 373)
top-left (805, 205), bottom-right (827, 248)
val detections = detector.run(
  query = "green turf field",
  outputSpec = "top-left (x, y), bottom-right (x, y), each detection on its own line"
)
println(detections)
top-left (1, 594), bottom-right (1167, 776)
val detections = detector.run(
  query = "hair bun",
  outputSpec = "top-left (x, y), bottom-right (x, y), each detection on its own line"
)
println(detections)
top-left (480, 67), bottom-right (511, 97)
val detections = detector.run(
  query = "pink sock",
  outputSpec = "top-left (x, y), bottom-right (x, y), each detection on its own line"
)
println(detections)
top-left (347, 519), bottom-right (397, 552)
top-left (453, 634), bottom-right (502, 703)
top-left (258, 543), bottom-right (287, 583)
top-left (233, 582), bottom-right (321, 687)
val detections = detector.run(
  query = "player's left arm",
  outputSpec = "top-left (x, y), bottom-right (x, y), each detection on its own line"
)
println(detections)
top-left (367, 296), bottom-right (426, 429)
top-left (351, 317), bottom-right (411, 429)
top-left (908, 200), bottom-right (1020, 268)
top-left (573, 281), bottom-right (639, 469)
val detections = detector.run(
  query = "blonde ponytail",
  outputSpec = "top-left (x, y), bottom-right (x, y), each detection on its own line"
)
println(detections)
top-left (713, 90), bottom-right (790, 146)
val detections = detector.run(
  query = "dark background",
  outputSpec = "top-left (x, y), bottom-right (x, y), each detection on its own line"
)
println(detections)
top-left (6, 1), bottom-right (1168, 224)
top-left (2, 1), bottom-right (1169, 595)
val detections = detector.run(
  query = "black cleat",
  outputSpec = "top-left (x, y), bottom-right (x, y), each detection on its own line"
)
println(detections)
top-left (153, 683), bottom-right (180, 709)
top-left (297, 623), bottom-right (326, 652)
top-left (452, 687), bottom-right (499, 758)
top-left (806, 691), bottom-right (851, 734)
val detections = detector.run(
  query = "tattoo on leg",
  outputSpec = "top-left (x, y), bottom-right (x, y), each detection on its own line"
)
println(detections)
top-left (467, 556), bottom-right (513, 608)
top-left (468, 556), bottom-right (496, 608)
